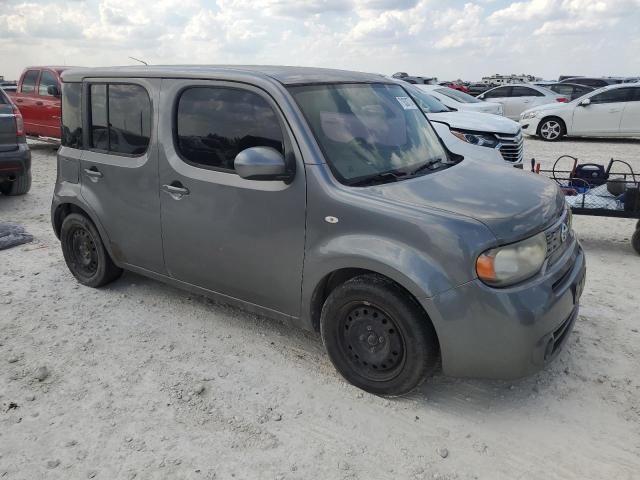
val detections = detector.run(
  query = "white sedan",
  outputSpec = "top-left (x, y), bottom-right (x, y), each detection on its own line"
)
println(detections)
top-left (520, 83), bottom-right (640, 141)
top-left (477, 84), bottom-right (568, 120)
top-left (415, 84), bottom-right (503, 115)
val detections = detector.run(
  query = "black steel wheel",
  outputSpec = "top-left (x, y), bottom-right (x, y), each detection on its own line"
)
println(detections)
top-left (60, 213), bottom-right (122, 287)
top-left (632, 229), bottom-right (640, 255)
top-left (321, 274), bottom-right (439, 396)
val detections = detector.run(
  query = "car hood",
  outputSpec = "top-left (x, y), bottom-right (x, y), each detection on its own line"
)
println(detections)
top-left (428, 111), bottom-right (520, 134)
top-left (523, 102), bottom-right (569, 116)
top-left (365, 159), bottom-right (565, 243)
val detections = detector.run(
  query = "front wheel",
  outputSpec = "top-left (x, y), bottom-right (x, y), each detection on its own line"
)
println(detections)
top-left (320, 274), bottom-right (439, 396)
top-left (538, 118), bottom-right (564, 141)
top-left (60, 213), bottom-right (123, 287)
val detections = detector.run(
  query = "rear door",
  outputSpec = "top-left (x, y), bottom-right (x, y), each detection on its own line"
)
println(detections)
top-left (14, 69), bottom-right (40, 134)
top-left (619, 87), bottom-right (640, 135)
top-left (572, 88), bottom-right (629, 135)
top-left (158, 79), bottom-right (306, 317)
top-left (80, 79), bottom-right (165, 273)
top-left (510, 86), bottom-right (548, 115)
top-left (482, 86), bottom-right (515, 118)
top-left (36, 69), bottom-right (62, 138)
top-left (0, 90), bottom-right (18, 152)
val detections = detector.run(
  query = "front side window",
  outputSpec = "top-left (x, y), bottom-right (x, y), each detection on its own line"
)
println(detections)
top-left (590, 88), bottom-right (631, 104)
top-left (511, 86), bottom-right (543, 97)
top-left (61, 82), bottom-right (82, 148)
top-left (39, 71), bottom-right (59, 96)
top-left (89, 83), bottom-right (151, 155)
top-left (21, 70), bottom-right (39, 94)
top-left (176, 87), bottom-right (284, 171)
top-left (289, 83), bottom-right (452, 186)
top-left (435, 88), bottom-right (481, 103)
top-left (484, 87), bottom-right (510, 98)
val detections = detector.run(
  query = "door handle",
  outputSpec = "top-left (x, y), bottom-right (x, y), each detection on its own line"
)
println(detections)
top-left (36, 101), bottom-right (43, 106)
top-left (83, 167), bottom-right (103, 182)
top-left (16, 99), bottom-right (23, 103)
top-left (162, 183), bottom-right (190, 200)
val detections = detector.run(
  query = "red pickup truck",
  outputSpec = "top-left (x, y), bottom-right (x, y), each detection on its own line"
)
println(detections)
top-left (9, 67), bottom-right (70, 139)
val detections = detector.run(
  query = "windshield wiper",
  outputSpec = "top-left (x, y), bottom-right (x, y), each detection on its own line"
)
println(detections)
top-left (409, 158), bottom-right (447, 176)
top-left (348, 170), bottom-right (408, 187)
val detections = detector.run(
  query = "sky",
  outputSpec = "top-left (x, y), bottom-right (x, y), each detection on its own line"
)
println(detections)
top-left (1, 0), bottom-right (639, 82)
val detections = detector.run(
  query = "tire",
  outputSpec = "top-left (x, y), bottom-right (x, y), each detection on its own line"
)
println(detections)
top-left (632, 229), bottom-right (640, 255)
top-left (538, 118), bottom-right (565, 142)
top-left (320, 274), bottom-right (439, 396)
top-left (0, 170), bottom-right (32, 196)
top-left (60, 213), bottom-right (123, 287)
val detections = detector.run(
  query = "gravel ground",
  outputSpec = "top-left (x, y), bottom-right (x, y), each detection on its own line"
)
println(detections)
top-left (1, 138), bottom-right (639, 480)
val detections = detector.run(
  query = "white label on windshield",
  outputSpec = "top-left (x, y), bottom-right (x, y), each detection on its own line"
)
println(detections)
top-left (395, 96), bottom-right (418, 110)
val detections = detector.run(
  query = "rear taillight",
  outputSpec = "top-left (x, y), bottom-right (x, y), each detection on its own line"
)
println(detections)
top-left (555, 97), bottom-right (569, 103)
top-left (11, 104), bottom-right (25, 137)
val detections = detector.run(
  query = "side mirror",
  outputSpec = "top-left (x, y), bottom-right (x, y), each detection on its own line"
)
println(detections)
top-left (478, 94), bottom-right (485, 100)
top-left (234, 146), bottom-right (289, 181)
top-left (579, 98), bottom-right (591, 107)
top-left (47, 85), bottom-right (60, 97)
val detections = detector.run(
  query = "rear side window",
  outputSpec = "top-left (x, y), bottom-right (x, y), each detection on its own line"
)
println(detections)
top-left (39, 71), bottom-right (59, 96)
top-left (89, 83), bottom-right (151, 155)
top-left (21, 70), bottom-right (40, 94)
top-left (484, 87), bottom-right (510, 98)
top-left (61, 83), bottom-right (82, 148)
top-left (176, 87), bottom-right (284, 171)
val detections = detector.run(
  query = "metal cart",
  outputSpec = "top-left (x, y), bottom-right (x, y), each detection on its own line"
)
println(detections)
top-left (531, 155), bottom-right (640, 255)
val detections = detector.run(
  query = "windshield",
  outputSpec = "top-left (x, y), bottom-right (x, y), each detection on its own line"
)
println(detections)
top-left (289, 83), bottom-right (452, 185)
top-left (405, 86), bottom-right (450, 113)
top-left (435, 88), bottom-right (482, 104)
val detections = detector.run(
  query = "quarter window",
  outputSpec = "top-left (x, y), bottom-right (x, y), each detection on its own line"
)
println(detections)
top-left (61, 83), bottom-right (83, 148)
top-left (21, 70), bottom-right (40, 94)
top-left (176, 87), bottom-right (284, 171)
top-left (39, 71), bottom-right (59, 96)
top-left (89, 83), bottom-right (151, 155)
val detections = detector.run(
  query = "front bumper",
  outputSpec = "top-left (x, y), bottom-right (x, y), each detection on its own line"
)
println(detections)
top-left (0, 143), bottom-right (31, 179)
top-left (422, 237), bottom-right (586, 379)
top-left (520, 116), bottom-right (542, 136)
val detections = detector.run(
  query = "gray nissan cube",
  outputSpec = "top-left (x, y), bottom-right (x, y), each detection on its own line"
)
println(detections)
top-left (52, 66), bottom-right (586, 395)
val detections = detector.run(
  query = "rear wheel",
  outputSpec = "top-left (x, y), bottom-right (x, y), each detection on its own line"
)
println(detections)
top-left (0, 171), bottom-right (31, 196)
top-left (538, 118), bottom-right (564, 141)
top-left (60, 213), bottom-right (122, 287)
top-left (320, 274), bottom-right (439, 396)
top-left (632, 229), bottom-right (640, 255)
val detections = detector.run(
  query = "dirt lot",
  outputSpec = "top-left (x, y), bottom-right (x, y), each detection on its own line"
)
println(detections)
top-left (1, 138), bottom-right (639, 480)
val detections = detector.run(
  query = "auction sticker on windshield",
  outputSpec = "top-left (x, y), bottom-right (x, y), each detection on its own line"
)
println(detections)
top-left (395, 96), bottom-right (418, 110)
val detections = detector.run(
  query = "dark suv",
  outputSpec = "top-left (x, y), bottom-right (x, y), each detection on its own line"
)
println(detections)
top-left (0, 88), bottom-right (31, 195)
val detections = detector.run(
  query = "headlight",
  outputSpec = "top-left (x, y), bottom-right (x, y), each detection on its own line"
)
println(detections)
top-left (450, 130), bottom-right (500, 148)
top-left (521, 111), bottom-right (540, 120)
top-left (476, 232), bottom-right (547, 287)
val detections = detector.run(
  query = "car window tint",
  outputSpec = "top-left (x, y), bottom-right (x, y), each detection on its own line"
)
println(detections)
top-left (21, 70), bottom-right (39, 94)
top-left (38, 71), bottom-right (58, 96)
top-left (108, 84), bottom-right (151, 155)
top-left (176, 87), bottom-right (284, 171)
top-left (90, 83), bottom-right (151, 155)
top-left (550, 85), bottom-right (573, 96)
top-left (483, 87), bottom-right (510, 98)
top-left (629, 88), bottom-right (640, 102)
top-left (62, 83), bottom-right (82, 148)
top-left (590, 88), bottom-right (631, 104)
top-left (511, 86), bottom-right (542, 97)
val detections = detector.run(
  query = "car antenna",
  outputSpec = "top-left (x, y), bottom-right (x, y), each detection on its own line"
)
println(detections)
top-left (128, 56), bottom-right (149, 66)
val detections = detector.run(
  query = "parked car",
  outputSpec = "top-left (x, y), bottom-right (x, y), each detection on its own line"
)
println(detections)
top-left (11, 66), bottom-right (72, 139)
top-left (542, 82), bottom-right (595, 101)
top-left (414, 84), bottom-right (504, 115)
top-left (438, 82), bottom-right (469, 93)
top-left (559, 77), bottom-right (624, 88)
top-left (52, 66), bottom-right (585, 395)
top-left (477, 84), bottom-right (569, 120)
top-left (407, 86), bottom-right (523, 167)
top-left (520, 83), bottom-right (640, 141)
top-left (1, 85), bottom-right (17, 94)
top-left (466, 82), bottom-right (497, 96)
top-left (0, 88), bottom-right (31, 195)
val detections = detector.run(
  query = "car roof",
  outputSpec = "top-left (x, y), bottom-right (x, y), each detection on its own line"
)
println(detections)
top-left (24, 66), bottom-right (80, 73)
top-left (61, 65), bottom-right (391, 86)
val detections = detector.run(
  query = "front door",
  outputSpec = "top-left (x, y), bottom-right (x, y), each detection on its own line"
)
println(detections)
top-left (80, 78), bottom-right (164, 273)
top-left (572, 88), bottom-right (629, 135)
top-left (483, 86), bottom-right (515, 119)
top-left (35, 69), bottom-right (62, 138)
top-left (620, 87), bottom-right (640, 135)
top-left (158, 79), bottom-right (306, 317)
top-left (14, 69), bottom-right (40, 135)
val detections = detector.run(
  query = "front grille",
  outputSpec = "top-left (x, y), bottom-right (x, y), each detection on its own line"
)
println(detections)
top-left (496, 130), bottom-right (523, 163)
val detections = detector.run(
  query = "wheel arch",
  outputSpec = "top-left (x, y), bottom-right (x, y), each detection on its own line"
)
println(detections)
top-left (537, 115), bottom-right (567, 137)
